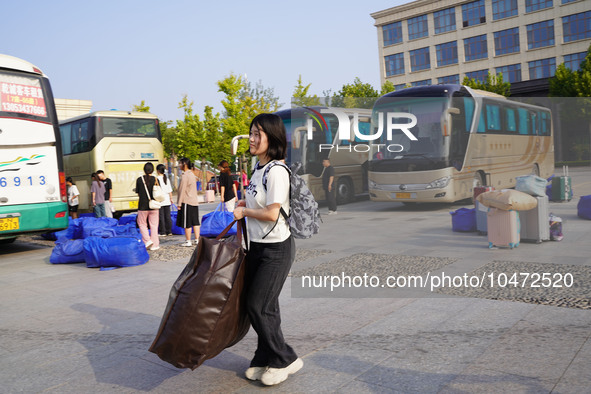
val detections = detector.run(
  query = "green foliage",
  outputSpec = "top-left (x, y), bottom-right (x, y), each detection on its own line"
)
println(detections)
top-left (218, 73), bottom-right (280, 157)
top-left (380, 81), bottom-right (396, 95)
top-left (132, 100), bottom-right (150, 112)
top-left (550, 44), bottom-right (591, 97)
top-left (292, 75), bottom-right (322, 107)
top-left (333, 77), bottom-right (379, 108)
top-left (462, 72), bottom-right (511, 97)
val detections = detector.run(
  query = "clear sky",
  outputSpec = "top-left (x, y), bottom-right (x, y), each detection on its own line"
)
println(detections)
top-left (2, 0), bottom-right (407, 122)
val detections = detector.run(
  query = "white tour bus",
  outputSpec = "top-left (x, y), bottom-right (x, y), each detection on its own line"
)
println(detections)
top-left (368, 84), bottom-right (554, 203)
top-left (60, 111), bottom-right (163, 216)
top-left (275, 106), bottom-right (372, 204)
top-left (0, 54), bottom-right (68, 242)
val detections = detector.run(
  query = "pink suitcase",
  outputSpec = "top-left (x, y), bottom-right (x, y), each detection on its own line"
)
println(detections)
top-left (487, 208), bottom-right (520, 249)
top-left (205, 190), bottom-right (215, 203)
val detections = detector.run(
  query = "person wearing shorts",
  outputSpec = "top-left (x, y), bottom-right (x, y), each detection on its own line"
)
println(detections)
top-left (176, 157), bottom-right (200, 247)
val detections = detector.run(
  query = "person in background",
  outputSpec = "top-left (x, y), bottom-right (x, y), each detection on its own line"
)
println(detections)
top-left (96, 170), bottom-right (113, 217)
top-left (90, 172), bottom-right (106, 217)
top-left (233, 113), bottom-right (302, 386)
top-left (66, 177), bottom-right (79, 219)
top-left (241, 168), bottom-right (249, 187)
top-left (218, 160), bottom-right (237, 213)
top-left (156, 164), bottom-right (173, 237)
top-left (322, 158), bottom-right (337, 215)
top-left (177, 158), bottom-right (200, 247)
top-left (135, 162), bottom-right (160, 251)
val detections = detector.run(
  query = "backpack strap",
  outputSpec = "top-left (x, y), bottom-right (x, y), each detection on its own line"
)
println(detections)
top-left (261, 161), bottom-right (291, 239)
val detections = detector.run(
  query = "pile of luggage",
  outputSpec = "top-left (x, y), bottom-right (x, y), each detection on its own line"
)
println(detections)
top-left (47, 215), bottom-right (149, 269)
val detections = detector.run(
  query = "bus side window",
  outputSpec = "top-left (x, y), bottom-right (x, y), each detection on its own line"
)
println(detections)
top-left (477, 111), bottom-right (486, 133)
top-left (486, 104), bottom-right (501, 132)
top-left (505, 108), bottom-right (517, 133)
top-left (71, 120), bottom-right (92, 153)
top-left (530, 112), bottom-right (538, 136)
top-left (60, 124), bottom-right (72, 155)
top-left (517, 108), bottom-right (529, 135)
top-left (539, 111), bottom-right (550, 136)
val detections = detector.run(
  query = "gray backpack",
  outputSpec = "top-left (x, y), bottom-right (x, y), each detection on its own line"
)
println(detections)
top-left (261, 161), bottom-right (321, 239)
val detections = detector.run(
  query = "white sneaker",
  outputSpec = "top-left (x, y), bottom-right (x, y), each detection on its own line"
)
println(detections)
top-left (328, 210), bottom-right (337, 215)
top-left (149, 246), bottom-right (160, 251)
top-left (145, 241), bottom-right (153, 249)
top-left (245, 366), bottom-right (267, 381)
top-left (181, 240), bottom-right (192, 247)
top-left (260, 358), bottom-right (303, 386)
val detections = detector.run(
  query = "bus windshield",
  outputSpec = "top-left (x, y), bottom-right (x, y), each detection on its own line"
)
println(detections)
top-left (98, 117), bottom-right (159, 138)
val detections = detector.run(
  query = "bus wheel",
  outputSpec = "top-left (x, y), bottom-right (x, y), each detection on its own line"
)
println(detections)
top-left (0, 237), bottom-right (17, 244)
top-left (336, 178), bottom-right (353, 204)
top-left (473, 171), bottom-right (485, 189)
top-left (531, 164), bottom-right (540, 176)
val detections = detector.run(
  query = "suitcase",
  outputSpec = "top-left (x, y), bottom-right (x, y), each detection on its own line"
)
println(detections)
top-left (518, 195), bottom-right (550, 243)
top-left (475, 201), bottom-right (488, 235)
top-left (205, 189), bottom-right (215, 203)
top-left (487, 208), bottom-right (520, 248)
top-left (551, 166), bottom-right (572, 202)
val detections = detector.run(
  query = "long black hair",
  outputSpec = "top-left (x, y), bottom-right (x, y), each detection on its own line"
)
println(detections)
top-left (156, 164), bottom-right (168, 185)
top-left (249, 113), bottom-right (287, 161)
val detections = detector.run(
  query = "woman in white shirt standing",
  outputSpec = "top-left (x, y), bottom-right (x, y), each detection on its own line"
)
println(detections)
top-left (156, 164), bottom-right (174, 236)
top-left (233, 113), bottom-right (302, 386)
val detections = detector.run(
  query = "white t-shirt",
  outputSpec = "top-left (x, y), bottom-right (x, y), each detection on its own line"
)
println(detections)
top-left (245, 161), bottom-right (290, 243)
top-left (68, 185), bottom-right (79, 206)
top-left (157, 175), bottom-right (173, 206)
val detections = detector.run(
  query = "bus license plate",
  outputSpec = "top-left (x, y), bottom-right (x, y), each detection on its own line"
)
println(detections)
top-left (0, 217), bottom-right (19, 231)
top-left (129, 200), bottom-right (138, 209)
top-left (395, 192), bottom-right (412, 199)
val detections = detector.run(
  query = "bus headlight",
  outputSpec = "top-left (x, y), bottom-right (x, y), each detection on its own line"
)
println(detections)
top-left (369, 180), bottom-right (379, 190)
top-left (426, 176), bottom-right (450, 189)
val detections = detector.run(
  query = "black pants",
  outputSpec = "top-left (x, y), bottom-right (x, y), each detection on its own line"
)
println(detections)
top-left (325, 187), bottom-right (337, 211)
top-left (158, 205), bottom-right (172, 235)
top-left (245, 236), bottom-right (298, 368)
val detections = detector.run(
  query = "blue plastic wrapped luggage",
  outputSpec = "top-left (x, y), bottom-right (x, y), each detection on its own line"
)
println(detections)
top-left (80, 217), bottom-right (118, 238)
top-left (83, 236), bottom-right (149, 268)
top-left (515, 175), bottom-right (547, 197)
top-left (170, 209), bottom-right (186, 235)
top-left (578, 195), bottom-right (591, 220)
top-left (200, 203), bottom-right (237, 238)
top-left (89, 223), bottom-right (141, 239)
top-left (50, 239), bottom-right (86, 264)
top-left (450, 207), bottom-right (477, 232)
top-left (118, 214), bottom-right (137, 226)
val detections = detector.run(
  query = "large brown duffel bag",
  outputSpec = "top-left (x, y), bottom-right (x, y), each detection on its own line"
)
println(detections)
top-left (149, 219), bottom-right (250, 370)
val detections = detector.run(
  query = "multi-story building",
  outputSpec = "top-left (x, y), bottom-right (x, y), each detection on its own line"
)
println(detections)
top-left (371, 0), bottom-right (591, 95)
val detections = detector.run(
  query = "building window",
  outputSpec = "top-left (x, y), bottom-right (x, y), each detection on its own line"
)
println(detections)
top-left (494, 28), bottom-right (520, 55)
top-left (408, 15), bottom-right (428, 40)
top-left (562, 12), bottom-right (591, 43)
top-left (528, 57), bottom-right (556, 79)
top-left (434, 7), bottom-right (456, 34)
top-left (385, 53), bottom-right (405, 76)
top-left (561, 0), bottom-right (578, 3)
top-left (495, 64), bottom-right (522, 82)
top-left (464, 35), bottom-right (488, 61)
top-left (462, 0), bottom-right (486, 28)
top-left (492, 0), bottom-right (518, 20)
top-left (436, 41), bottom-right (458, 66)
top-left (438, 74), bottom-right (460, 84)
top-left (525, 0), bottom-right (553, 13)
top-left (410, 47), bottom-right (431, 71)
top-left (564, 52), bottom-right (587, 70)
top-left (383, 22), bottom-right (403, 46)
top-left (466, 69), bottom-right (489, 83)
top-left (527, 20), bottom-right (555, 49)
top-left (411, 79), bottom-right (432, 87)
top-left (395, 83), bottom-right (407, 91)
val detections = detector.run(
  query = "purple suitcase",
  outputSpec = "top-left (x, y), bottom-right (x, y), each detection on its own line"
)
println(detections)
top-left (487, 208), bottom-right (520, 249)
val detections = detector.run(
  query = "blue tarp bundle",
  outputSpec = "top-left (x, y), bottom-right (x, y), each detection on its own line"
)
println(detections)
top-left (200, 203), bottom-right (237, 238)
top-left (49, 239), bottom-right (86, 264)
top-left (450, 207), bottom-right (477, 232)
top-left (83, 236), bottom-right (149, 268)
top-left (578, 195), bottom-right (591, 220)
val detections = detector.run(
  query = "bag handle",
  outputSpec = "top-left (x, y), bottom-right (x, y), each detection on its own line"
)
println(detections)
top-left (141, 176), bottom-right (152, 201)
top-left (216, 219), bottom-right (248, 250)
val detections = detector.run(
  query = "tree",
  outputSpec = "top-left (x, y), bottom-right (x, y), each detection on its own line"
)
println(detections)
top-left (132, 100), bottom-right (150, 112)
top-left (380, 80), bottom-right (396, 95)
top-left (550, 44), bottom-right (591, 97)
top-left (292, 75), bottom-right (322, 107)
top-left (462, 72), bottom-right (511, 96)
top-left (217, 73), bottom-right (281, 157)
top-left (333, 77), bottom-right (379, 108)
